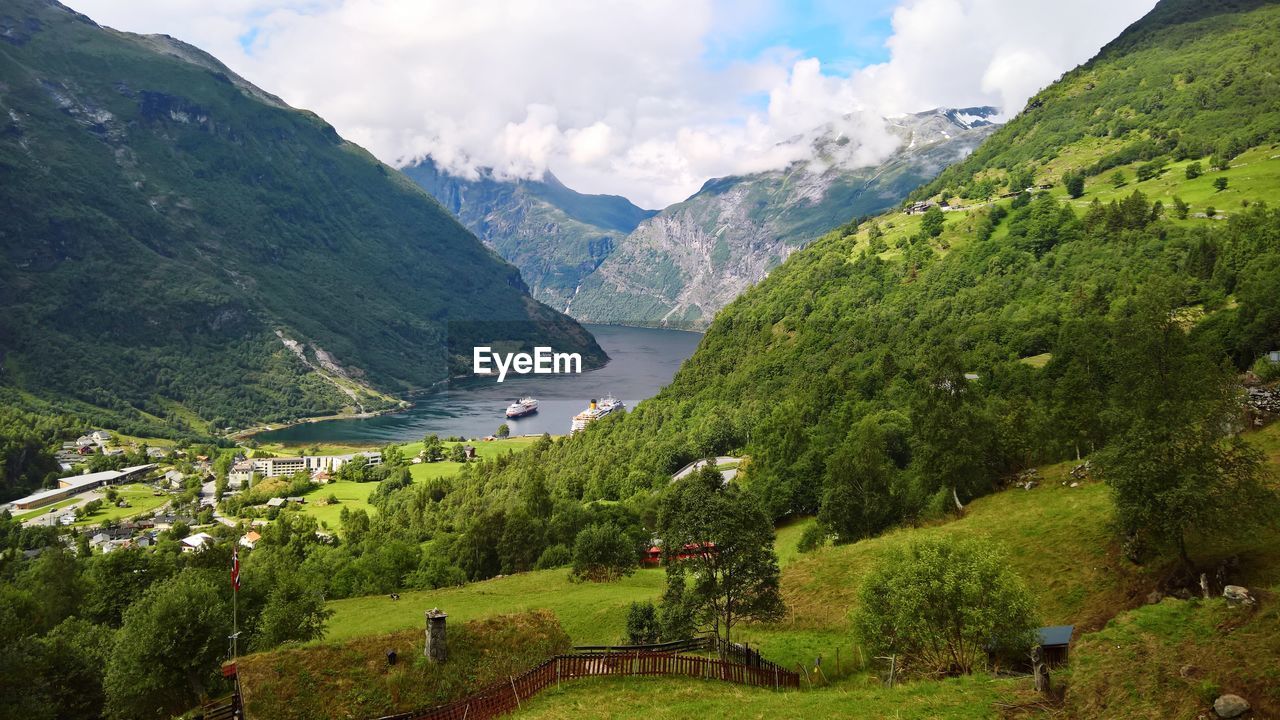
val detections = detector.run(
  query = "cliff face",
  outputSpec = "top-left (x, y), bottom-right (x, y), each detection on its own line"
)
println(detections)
top-left (564, 108), bottom-right (1000, 328)
top-left (401, 160), bottom-right (655, 310)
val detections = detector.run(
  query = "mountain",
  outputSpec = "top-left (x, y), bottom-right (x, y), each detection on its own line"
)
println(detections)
top-left (0, 0), bottom-right (604, 436)
top-left (407, 108), bottom-right (997, 329)
top-left (565, 108), bottom-right (999, 328)
top-left (401, 160), bottom-right (655, 310)
top-left (447, 0), bottom-right (1280, 517)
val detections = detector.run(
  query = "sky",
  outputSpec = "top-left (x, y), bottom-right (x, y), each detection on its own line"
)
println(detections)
top-left (66, 0), bottom-right (1158, 209)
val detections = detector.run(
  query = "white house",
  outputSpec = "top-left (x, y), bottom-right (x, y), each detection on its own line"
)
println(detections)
top-left (180, 532), bottom-right (215, 552)
top-left (239, 531), bottom-right (261, 549)
top-left (163, 470), bottom-right (185, 489)
top-left (251, 451), bottom-right (382, 478)
top-left (91, 430), bottom-right (112, 447)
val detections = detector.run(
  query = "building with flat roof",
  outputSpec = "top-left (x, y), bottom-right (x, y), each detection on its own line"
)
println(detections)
top-left (251, 451), bottom-right (381, 478)
top-left (8, 464), bottom-right (156, 511)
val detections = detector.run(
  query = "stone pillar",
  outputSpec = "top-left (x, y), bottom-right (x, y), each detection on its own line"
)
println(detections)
top-left (425, 608), bottom-right (447, 662)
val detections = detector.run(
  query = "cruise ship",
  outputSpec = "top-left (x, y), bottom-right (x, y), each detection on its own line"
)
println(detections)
top-left (504, 397), bottom-right (538, 418)
top-left (570, 395), bottom-right (624, 434)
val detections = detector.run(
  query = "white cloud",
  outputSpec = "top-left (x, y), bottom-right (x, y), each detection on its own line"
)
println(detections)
top-left (65, 0), bottom-right (1156, 208)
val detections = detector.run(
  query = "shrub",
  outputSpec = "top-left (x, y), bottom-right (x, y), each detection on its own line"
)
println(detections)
top-left (855, 538), bottom-right (1036, 676)
top-left (796, 523), bottom-right (827, 553)
top-left (1185, 162), bottom-right (1203, 180)
top-left (533, 544), bottom-right (571, 570)
top-left (1064, 171), bottom-right (1085, 198)
top-left (624, 601), bottom-right (660, 644)
top-left (571, 523), bottom-right (637, 582)
top-left (1214, 177), bottom-right (1229, 191)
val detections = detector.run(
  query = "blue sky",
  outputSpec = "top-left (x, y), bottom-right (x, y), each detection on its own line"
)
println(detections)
top-left (703, 0), bottom-right (897, 72)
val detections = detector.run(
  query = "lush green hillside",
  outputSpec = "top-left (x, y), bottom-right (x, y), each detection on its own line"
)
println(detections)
top-left (402, 158), bottom-right (656, 310)
top-left (407, 0), bottom-right (1280, 531)
top-left (0, 0), bottom-right (604, 439)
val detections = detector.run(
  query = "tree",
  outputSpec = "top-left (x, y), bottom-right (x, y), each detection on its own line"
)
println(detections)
top-left (32, 618), bottom-right (115, 720)
top-left (250, 573), bottom-right (333, 651)
top-left (909, 356), bottom-right (998, 513)
top-left (1214, 176), bottom-right (1229, 192)
top-left (448, 443), bottom-right (467, 463)
top-left (1111, 170), bottom-right (1127, 188)
top-left (818, 414), bottom-right (902, 543)
top-left (657, 469), bottom-right (785, 646)
top-left (921, 206), bottom-right (945, 238)
top-left (1185, 162), bottom-right (1203, 180)
top-left (104, 569), bottom-right (231, 720)
top-left (497, 507), bottom-right (544, 574)
top-left (496, 423), bottom-right (510, 438)
top-left (1136, 159), bottom-right (1165, 182)
top-left (625, 601), bottom-right (660, 644)
top-left (1064, 171), bottom-right (1085, 198)
top-left (422, 434), bottom-right (444, 462)
top-left (855, 538), bottom-right (1036, 675)
top-left (1096, 285), bottom-right (1277, 570)
top-left (1172, 195), bottom-right (1190, 219)
top-left (571, 523), bottom-right (637, 582)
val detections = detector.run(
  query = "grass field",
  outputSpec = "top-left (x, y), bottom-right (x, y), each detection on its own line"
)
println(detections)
top-left (325, 568), bottom-right (665, 645)
top-left (515, 674), bottom-right (1022, 720)
top-left (69, 483), bottom-right (168, 527)
top-left (295, 438), bottom-right (542, 530)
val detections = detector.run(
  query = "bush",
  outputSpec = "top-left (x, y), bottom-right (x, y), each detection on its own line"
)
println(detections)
top-left (1185, 162), bottom-right (1203, 180)
top-left (625, 601), bottom-right (660, 644)
top-left (533, 544), bottom-right (571, 570)
top-left (1214, 177), bottom-right (1229, 191)
top-left (570, 523), bottom-right (637, 582)
top-left (855, 538), bottom-right (1036, 676)
top-left (1064, 171), bottom-right (1085, 198)
top-left (796, 523), bottom-right (827, 553)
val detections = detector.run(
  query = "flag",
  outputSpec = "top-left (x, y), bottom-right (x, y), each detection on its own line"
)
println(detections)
top-left (231, 546), bottom-right (240, 592)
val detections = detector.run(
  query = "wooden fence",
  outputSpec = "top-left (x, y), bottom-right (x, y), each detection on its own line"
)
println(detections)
top-left (376, 648), bottom-right (799, 720)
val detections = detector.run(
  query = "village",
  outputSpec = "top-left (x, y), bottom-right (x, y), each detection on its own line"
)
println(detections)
top-left (2, 430), bottom-right (404, 558)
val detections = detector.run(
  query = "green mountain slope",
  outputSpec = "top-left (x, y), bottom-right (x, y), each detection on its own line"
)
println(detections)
top-left (566, 108), bottom-right (999, 328)
top-left (434, 0), bottom-right (1280, 520)
top-left (401, 159), bottom-right (655, 310)
top-left (0, 0), bottom-right (604, 436)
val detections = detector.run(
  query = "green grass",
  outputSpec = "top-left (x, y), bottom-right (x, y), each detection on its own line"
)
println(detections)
top-left (14, 497), bottom-right (80, 522)
top-left (1067, 590), bottom-right (1280, 719)
top-left (318, 423), bottom-right (1280, 717)
top-left (514, 673), bottom-right (1021, 720)
top-left (324, 569), bottom-right (666, 645)
top-left (1051, 145), bottom-right (1280, 221)
top-left (295, 438), bottom-right (543, 530)
top-left (240, 611), bottom-right (571, 720)
top-left (69, 483), bottom-right (168, 527)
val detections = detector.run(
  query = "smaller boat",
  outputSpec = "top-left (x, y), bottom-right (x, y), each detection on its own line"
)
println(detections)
top-left (505, 397), bottom-right (538, 418)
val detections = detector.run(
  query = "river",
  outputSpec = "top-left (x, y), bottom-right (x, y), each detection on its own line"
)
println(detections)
top-left (255, 324), bottom-right (702, 445)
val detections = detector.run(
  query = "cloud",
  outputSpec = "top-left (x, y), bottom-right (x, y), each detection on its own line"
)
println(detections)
top-left (66, 0), bottom-right (1156, 208)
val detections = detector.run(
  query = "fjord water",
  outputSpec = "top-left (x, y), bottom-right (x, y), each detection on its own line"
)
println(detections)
top-left (256, 325), bottom-right (701, 444)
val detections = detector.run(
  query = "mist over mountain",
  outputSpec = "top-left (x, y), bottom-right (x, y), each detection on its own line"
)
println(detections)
top-left (408, 107), bottom-right (999, 329)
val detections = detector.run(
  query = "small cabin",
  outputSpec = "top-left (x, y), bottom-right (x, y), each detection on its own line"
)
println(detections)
top-left (1035, 625), bottom-right (1074, 667)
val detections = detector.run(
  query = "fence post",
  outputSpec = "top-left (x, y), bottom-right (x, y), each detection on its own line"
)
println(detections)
top-left (509, 676), bottom-right (521, 712)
